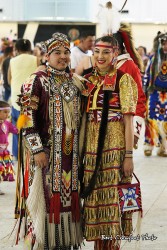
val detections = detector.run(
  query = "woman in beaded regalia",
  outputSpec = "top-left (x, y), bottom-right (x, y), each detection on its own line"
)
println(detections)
top-left (79, 35), bottom-right (138, 250)
top-left (143, 32), bottom-right (167, 157)
top-left (14, 33), bottom-right (83, 250)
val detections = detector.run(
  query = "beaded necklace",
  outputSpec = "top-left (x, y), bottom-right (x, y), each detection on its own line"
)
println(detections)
top-left (46, 64), bottom-right (70, 77)
top-left (46, 65), bottom-right (77, 103)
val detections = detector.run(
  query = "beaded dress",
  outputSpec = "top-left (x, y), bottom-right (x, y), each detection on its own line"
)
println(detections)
top-left (80, 67), bottom-right (137, 249)
top-left (144, 61), bottom-right (167, 155)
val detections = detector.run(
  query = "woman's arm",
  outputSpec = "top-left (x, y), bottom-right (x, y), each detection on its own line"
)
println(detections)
top-left (119, 73), bottom-right (138, 177)
top-left (122, 114), bottom-right (134, 177)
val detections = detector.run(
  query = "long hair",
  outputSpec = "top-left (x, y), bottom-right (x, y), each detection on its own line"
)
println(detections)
top-left (80, 91), bottom-right (111, 198)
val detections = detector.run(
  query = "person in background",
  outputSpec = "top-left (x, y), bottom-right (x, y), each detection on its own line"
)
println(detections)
top-left (80, 35), bottom-right (138, 250)
top-left (137, 45), bottom-right (149, 71)
top-left (0, 101), bottom-right (18, 191)
top-left (33, 42), bottom-right (47, 66)
top-left (1, 46), bottom-right (14, 102)
top-left (0, 38), bottom-right (13, 101)
top-left (70, 31), bottom-right (95, 72)
top-left (143, 32), bottom-right (167, 156)
top-left (8, 38), bottom-right (39, 160)
top-left (14, 33), bottom-right (83, 249)
top-left (0, 37), bottom-right (12, 67)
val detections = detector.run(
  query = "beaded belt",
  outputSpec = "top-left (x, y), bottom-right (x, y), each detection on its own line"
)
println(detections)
top-left (88, 110), bottom-right (123, 122)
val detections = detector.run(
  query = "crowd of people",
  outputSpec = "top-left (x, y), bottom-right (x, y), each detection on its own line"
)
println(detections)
top-left (0, 13), bottom-right (167, 250)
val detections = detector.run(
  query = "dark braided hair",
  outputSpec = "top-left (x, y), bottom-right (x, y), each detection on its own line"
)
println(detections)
top-left (80, 35), bottom-right (117, 198)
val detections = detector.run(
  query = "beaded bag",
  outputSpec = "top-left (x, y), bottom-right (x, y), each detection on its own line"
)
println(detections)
top-left (118, 173), bottom-right (143, 215)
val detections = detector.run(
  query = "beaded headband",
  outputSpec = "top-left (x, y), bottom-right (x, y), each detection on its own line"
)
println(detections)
top-left (0, 107), bottom-right (11, 110)
top-left (41, 32), bottom-right (70, 55)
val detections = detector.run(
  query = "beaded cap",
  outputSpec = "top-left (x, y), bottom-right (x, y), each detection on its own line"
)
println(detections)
top-left (41, 32), bottom-right (70, 55)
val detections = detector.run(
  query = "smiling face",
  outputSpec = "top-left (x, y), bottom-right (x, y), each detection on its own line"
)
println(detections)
top-left (46, 45), bottom-right (71, 71)
top-left (93, 41), bottom-right (116, 72)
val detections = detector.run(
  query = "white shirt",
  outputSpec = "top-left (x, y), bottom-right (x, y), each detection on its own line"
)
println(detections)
top-left (10, 54), bottom-right (37, 110)
top-left (70, 46), bottom-right (92, 70)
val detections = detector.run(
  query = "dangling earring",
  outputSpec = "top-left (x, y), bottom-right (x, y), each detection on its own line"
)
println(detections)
top-left (112, 57), bottom-right (116, 65)
top-left (110, 57), bottom-right (117, 67)
top-left (108, 59), bottom-right (114, 67)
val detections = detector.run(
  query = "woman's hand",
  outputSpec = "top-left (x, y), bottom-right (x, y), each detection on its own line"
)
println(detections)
top-left (34, 152), bottom-right (48, 168)
top-left (122, 158), bottom-right (134, 177)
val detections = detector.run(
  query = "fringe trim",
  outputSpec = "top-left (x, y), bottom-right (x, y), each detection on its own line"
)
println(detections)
top-left (63, 99), bottom-right (76, 130)
top-left (84, 149), bottom-right (125, 168)
top-left (13, 217), bottom-right (23, 244)
top-left (62, 95), bottom-right (80, 131)
top-left (121, 211), bottom-right (133, 236)
top-left (47, 212), bottom-right (83, 248)
top-left (71, 192), bottom-right (80, 222)
top-left (49, 193), bottom-right (61, 224)
top-left (84, 204), bottom-right (119, 222)
top-left (85, 222), bottom-right (121, 241)
top-left (12, 206), bottom-right (26, 245)
top-left (134, 211), bottom-right (142, 250)
top-left (19, 217), bottom-right (26, 240)
top-left (26, 167), bottom-right (46, 247)
top-left (95, 239), bottom-right (121, 250)
top-left (84, 170), bottom-right (119, 191)
top-left (136, 211), bottom-right (142, 236)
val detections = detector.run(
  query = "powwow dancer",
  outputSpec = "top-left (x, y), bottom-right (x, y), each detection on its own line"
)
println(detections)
top-left (144, 32), bottom-right (167, 156)
top-left (14, 33), bottom-right (83, 250)
top-left (79, 35), bottom-right (138, 250)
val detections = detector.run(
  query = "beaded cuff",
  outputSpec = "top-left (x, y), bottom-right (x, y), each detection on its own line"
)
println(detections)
top-left (25, 133), bottom-right (43, 154)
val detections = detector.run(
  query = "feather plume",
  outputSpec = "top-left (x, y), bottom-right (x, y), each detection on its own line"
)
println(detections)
top-left (119, 23), bottom-right (144, 72)
top-left (97, 1), bottom-right (121, 35)
top-left (17, 114), bottom-right (31, 130)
